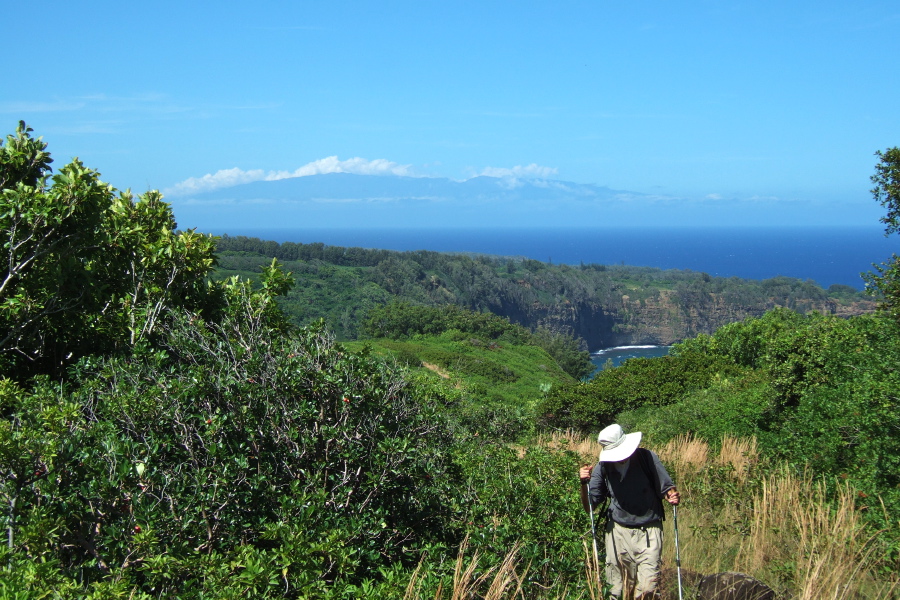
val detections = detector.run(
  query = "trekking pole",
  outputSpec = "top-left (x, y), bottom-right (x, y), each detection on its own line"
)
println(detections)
top-left (587, 497), bottom-right (601, 591)
top-left (673, 504), bottom-right (684, 600)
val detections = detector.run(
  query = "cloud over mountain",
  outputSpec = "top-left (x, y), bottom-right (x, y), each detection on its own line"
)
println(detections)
top-left (166, 170), bottom-right (872, 232)
top-left (478, 164), bottom-right (559, 179)
top-left (166, 159), bottom-right (566, 197)
top-left (169, 170), bottom-right (744, 231)
top-left (164, 157), bottom-right (415, 196)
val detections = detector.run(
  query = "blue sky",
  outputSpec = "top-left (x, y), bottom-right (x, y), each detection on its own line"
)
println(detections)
top-left (4, 1), bottom-right (899, 226)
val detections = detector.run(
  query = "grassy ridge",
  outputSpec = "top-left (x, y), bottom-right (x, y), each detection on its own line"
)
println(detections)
top-left (346, 332), bottom-right (574, 441)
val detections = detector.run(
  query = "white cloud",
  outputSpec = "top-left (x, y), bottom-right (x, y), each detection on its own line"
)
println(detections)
top-left (478, 163), bottom-right (559, 179)
top-left (165, 167), bottom-right (269, 196)
top-left (164, 156), bottom-right (416, 196)
top-left (1, 94), bottom-right (184, 116)
top-left (289, 156), bottom-right (413, 178)
top-left (166, 158), bottom-right (563, 197)
top-left (702, 194), bottom-right (783, 203)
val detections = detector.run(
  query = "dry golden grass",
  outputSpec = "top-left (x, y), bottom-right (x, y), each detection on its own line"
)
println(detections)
top-left (737, 469), bottom-right (895, 600)
top-left (407, 536), bottom-right (531, 600)
top-left (534, 429), bottom-right (598, 459)
top-left (658, 433), bottom-right (709, 475)
top-left (658, 439), bottom-right (897, 600)
top-left (582, 540), bottom-right (603, 600)
top-left (716, 436), bottom-right (758, 482)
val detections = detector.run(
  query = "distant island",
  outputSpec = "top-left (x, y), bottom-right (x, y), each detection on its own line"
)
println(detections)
top-left (167, 171), bottom-right (877, 230)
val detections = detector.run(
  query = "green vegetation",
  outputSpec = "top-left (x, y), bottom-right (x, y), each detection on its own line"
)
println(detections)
top-left (544, 307), bottom-right (900, 564)
top-left (2, 123), bottom-right (898, 598)
top-left (360, 302), bottom-right (592, 380)
top-left (350, 303), bottom-right (582, 440)
top-left (864, 146), bottom-right (900, 322)
top-left (214, 232), bottom-right (873, 351)
top-left (537, 350), bottom-right (746, 432)
top-left (0, 122), bottom-right (219, 380)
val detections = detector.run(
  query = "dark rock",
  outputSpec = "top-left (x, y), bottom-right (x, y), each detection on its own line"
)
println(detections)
top-left (695, 572), bottom-right (776, 600)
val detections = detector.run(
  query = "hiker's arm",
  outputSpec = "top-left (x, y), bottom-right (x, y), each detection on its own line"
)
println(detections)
top-left (580, 487), bottom-right (591, 513)
top-left (580, 466), bottom-right (592, 513)
top-left (649, 449), bottom-right (678, 502)
top-left (579, 464), bottom-right (603, 513)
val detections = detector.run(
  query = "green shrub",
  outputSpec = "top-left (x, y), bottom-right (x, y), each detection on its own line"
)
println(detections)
top-left (537, 351), bottom-right (745, 432)
top-left (1, 304), bottom-right (459, 595)
top-left (618, 370), bottom-right (774, 446)
top-left (360, 302), bottom-right (528, 343)
top-left (450, 442), bottom-right (592, 593)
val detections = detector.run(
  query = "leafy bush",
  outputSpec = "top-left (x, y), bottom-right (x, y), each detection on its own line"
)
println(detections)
top-left (0, 306), bottom-right (597, 596)
top-left (618, 370), bottom-right (774, 446)
top-left (450, 441), bottom-right (591, 593)
top-left (1, 297), bottom-right (459, 595)
top-left (536, 351), bottom-right (745, 432)
top-left (0, 122), bottom-right (219, 380)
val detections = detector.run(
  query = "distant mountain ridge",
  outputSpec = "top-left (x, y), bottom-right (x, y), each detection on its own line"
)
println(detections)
top-left (170, 172), bottom-right (647, 230)
top-left (168, 171), bottom-right (868, 230)
top-left (174, 172), bottom-right (628, 202)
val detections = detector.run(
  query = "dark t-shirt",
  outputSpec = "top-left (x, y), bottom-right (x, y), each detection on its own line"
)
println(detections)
top-left (587, 448), bottom-right (674, 527)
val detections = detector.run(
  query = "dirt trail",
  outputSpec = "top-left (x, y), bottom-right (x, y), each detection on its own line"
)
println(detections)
top-left (422, 362), bottom-right (450, 378)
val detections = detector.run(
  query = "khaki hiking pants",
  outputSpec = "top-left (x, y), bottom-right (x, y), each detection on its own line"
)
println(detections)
top-left (604, 520), bottom-right (663, 599)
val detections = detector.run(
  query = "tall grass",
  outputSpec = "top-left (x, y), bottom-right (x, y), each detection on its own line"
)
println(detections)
top-left (409, 538), bottom-right (604, 600)
top-left (660, 435), bottom-right (894, 599)
top-left (402, 537), bottom-right (530, 600)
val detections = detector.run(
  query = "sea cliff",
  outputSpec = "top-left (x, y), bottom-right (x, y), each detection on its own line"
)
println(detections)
top-left (213, 236), bottom-right (877, 348)
top-left (514, 289), bottom-right (875, 349)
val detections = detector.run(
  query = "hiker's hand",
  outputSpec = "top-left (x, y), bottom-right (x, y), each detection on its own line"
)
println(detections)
top-left (665, 487), bottom-right (680, 505)
top-left (579, 464), bottom-right (592, 483)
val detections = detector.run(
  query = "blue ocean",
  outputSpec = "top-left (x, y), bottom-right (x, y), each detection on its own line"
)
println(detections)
top-left (591, 345), bottom-right (672, 371)
top-left (224, 226), bottom-right (899, 291)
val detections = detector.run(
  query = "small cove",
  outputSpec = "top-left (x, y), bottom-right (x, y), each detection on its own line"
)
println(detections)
top-left (590, 345), bottom-right (672, 375)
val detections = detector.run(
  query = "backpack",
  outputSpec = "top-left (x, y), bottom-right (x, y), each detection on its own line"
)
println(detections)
top-left (598, 447), bottom-right (665, 521)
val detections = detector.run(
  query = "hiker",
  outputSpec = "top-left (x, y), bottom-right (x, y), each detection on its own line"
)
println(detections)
top-left (579, 424), bottom-right (680, 600)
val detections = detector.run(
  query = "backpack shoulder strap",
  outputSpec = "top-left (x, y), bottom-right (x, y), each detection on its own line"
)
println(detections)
top-left (597, 461), bottom-right (611, 520)
top-left (635, 448), bottom-right (665, 520)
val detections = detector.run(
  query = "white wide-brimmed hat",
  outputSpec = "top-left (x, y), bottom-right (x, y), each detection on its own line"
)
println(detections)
top-left (597, 424), bottom-right (642, 462)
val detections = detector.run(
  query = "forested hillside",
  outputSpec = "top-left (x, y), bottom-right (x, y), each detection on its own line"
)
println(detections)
top-left (214, 235), bottom-right (874, 348)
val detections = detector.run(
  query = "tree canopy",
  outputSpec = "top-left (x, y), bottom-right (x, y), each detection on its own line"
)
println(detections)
top-left (0, 122), bottom-right (219, 379)
top-left (865, 147), bottom-right (900, 322)
top-left (871, 147), bottom-right (900, 236)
